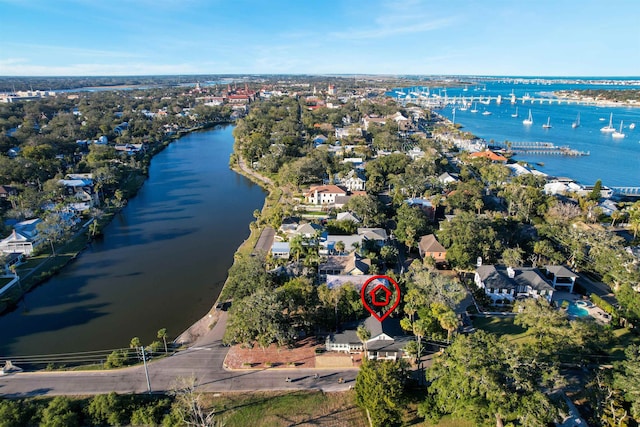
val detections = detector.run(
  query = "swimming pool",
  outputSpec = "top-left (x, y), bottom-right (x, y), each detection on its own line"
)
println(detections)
top-left (563, 300), bottom-right (590, 317)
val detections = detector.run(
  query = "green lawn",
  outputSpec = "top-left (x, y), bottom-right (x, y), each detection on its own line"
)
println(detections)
top-left (472, 315), bottom-right (534, 344)
top-left (608, 327), bottom-right (640, 360)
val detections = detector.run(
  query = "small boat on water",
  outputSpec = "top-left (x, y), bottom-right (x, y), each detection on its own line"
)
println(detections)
top-left (542, 117), bottom-right (552, 129)
top-left (470, 102), bottom-right (479, 113)
top-left (511, 106), bottom-right (519, 118)
top-left (612, 121), bottom-right (625, 139)
top-left (630, 123), bottom-right (636, 130)
top-left (572, 113), bottom-right (580, 128)
top-left (522, 109), bottom-right (533, 125)
top-left (482, 110), bottom-right (492, 116)
top-left (601, 113), bottom-right (616, 133)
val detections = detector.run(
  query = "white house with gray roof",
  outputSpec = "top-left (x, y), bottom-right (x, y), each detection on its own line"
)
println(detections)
top-left (474, 265), bottom-right (558, 303)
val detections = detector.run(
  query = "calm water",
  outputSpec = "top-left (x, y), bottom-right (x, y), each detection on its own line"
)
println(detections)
top-left (397, 80), bottom-right (640, 186)
top-left (0, 126), bottom-right (265, 356)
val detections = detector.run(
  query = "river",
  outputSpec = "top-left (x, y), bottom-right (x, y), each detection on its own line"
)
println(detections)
top-left (0, 125), bottom-right (266, 357)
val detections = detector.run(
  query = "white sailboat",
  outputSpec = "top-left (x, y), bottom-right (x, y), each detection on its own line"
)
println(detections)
top-left (542, 117), bottom-right (552, 129)
top-left (572, 113), bottom-right (580, 128)
top-left (612, 121), bottom-right (625, 139)
top-left (470, 102), bottom-right (479, 113)
top-left (601, 113), bottom-right (615, 133)
top-left (511, 106), bottom-right (519, 118)
top-left (522, 109), bottom-right (533, 125)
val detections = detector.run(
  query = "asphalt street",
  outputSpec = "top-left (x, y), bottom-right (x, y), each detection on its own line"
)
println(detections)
top-left (0, 312), bottom-right (357, 397)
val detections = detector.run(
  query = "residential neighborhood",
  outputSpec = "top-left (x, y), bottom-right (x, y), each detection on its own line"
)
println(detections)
top-left (1, 75), bottom-right (639, 427)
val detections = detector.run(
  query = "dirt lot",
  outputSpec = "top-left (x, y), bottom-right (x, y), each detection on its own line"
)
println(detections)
top-left (224, 337), bottom-right (321, 369)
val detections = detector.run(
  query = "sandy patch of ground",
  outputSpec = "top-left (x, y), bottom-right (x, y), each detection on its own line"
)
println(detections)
top-left (224, 338), bottom-right (324, 369)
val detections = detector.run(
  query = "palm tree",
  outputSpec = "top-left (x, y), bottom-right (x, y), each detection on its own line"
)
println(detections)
top-left (290, 235), bottom-right (305, 262)
top-left (335, 240), bottom-right (345, 255)
top-left (157, 328), bottom-right (168, 353)
top-left (610, 210), bottom-right (623, 227)
top-left (356, 325), bottom-right (371, 358)
top-left (439, 311), bottom-right (459, 343)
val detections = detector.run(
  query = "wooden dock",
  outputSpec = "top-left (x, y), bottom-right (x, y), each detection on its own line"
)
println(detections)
top-left (494, 141), bottom-right (589, 156)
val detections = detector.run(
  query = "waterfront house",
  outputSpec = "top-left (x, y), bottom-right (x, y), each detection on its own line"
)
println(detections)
top-left (0, 218), bottom-right (43, 255)
top-left (325, 315), bottom-right (412, 361)
top-left (469, 150), bottom-right (508, 163)
top-left (474, 264), bottom-right (556, 303)
top-left (58, 176), bottom-right (99, 210)
top-left (270, 241), bottom-right (291, 260)
top-left (598, 199), bottom-right (618, 216)
top-left (418, 234), bottom-right (447, 264)
top-left (305, 185), bottom-right (347, 205)
top-left (318, 251), bottom-right (371, 278)
top-left (325, 274), bottom-right (374, 290)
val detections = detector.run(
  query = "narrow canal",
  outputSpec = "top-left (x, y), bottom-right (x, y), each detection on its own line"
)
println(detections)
top-left (0, 125), bottom-right (266, 357)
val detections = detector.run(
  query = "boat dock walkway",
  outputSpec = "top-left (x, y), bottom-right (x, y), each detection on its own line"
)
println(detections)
top-left (494, 141), bottom-right (589, 156)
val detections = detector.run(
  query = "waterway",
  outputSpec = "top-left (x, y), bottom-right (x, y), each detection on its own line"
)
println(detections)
top-left (394, 79), bottom-right (640, 187)
top-left (0, 125), bottom-right (266, 357)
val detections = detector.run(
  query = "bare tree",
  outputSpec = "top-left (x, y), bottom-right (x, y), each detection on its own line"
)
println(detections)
top-left (171, 375), bottom-right (222, 427)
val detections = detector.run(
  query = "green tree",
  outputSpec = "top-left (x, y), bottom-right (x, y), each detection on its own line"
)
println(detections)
top-left (421, 331), bottom-right (557, 426)
top-left (589, 179), bottom-right (603, 201)
top-left (87, 392), bottom-right (126, 426)
top-left (223, 287), bottom-right (294, 349)
top-left (104, 349), bottom-right (128, 368)
top-left (36, 211), bottom-right (73, 256)
top-left (613, 344), bottom-right (640, 420)
top-left (502, 246), bottom-right (524, 267)
top-left (355, 360), bottom-right (406, 427)
top-left (0, 399), bottom-right (27, 427)
top-left (40, 396), bottom-right (80, 427)
top-left (394, 203), bottom-right (429, 250)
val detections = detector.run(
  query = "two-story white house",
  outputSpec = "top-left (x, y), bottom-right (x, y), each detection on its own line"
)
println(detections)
top-left (305, 185), bottom-right (347, 205)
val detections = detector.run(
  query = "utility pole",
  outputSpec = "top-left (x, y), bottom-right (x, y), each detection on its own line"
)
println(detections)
top-left (141, 346), bottom-right (151, 394)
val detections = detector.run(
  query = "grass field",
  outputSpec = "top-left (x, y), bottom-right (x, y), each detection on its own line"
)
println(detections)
top-left (472, 315), bottom-right (534, 344)
top-left (206, 390), bottom-right (476, 427)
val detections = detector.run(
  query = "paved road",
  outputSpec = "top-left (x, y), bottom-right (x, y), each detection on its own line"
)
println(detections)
top-left (0, 312), bottom-right (357, 397)
top-left (253, 226), bottom-right (275, 255)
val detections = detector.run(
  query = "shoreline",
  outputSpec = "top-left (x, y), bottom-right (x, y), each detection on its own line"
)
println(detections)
top-left (0, 121), bottom-right (230, 316)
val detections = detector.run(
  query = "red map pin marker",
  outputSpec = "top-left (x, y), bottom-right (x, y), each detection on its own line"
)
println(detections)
top-left (360, 275), bottom-right (401, 321)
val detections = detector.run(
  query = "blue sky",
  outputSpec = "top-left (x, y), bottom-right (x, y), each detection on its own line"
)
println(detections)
top-left (1, 0), bottom-right (639, 76)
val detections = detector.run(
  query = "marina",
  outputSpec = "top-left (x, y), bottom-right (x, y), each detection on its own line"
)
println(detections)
top-left (390, 79), bottom-right (640, 187)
